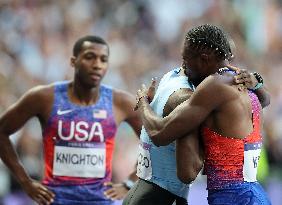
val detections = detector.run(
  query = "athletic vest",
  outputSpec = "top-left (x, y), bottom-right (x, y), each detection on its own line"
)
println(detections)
top-left (41, 81), bottom-right (117, 204)
top-left (203, 91), bottom-right (263, 190)
top-left (137, 68), bottom-right (194, 199)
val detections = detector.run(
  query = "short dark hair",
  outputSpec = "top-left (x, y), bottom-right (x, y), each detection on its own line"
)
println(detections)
top-left (73, 35), bottom-right (109, 57)
top-left (184, 24), bottom-right (232, 61)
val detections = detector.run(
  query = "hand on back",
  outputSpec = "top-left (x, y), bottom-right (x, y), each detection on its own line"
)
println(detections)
top-left (226, 65), bottom-right (259, 90)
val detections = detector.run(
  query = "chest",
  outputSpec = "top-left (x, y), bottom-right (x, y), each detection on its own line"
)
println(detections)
top-left (46, 101), bottom-right (117, 143)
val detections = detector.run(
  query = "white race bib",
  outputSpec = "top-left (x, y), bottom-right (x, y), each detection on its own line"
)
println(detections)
top-left (243, 142), bottom-right (262, 182)
top-left (53, 144), bottom-right (106, 178)
top-left (137, 142), bottom-right (152, 180)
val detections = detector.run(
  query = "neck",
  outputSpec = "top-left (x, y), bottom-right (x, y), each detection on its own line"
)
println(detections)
top-left (70, 80), bottom-right (100, 106)
top-left (218, 59), bottom-right (229, 68)
top-left (211, 59), bottom-right (229, 74)
top-left (192, 59), bottom-right (230, 87)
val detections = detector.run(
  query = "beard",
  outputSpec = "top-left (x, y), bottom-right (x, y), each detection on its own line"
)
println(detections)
top-left (190, 76), bottom-right (206, 87)
top-left (185, 70), bottom-right (205, 87)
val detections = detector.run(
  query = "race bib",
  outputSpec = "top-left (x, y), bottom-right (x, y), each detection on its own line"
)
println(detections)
top-left (53, 142), bottom-right (106, 178)
top-left (137, 142), bottom-right (152, 180)
top-left (243, 142), bottom-right (262, 182)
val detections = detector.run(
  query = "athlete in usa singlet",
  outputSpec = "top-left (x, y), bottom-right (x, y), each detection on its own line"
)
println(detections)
top-left (203, 91), bottom-right (271, 205)
top-left (42, 81), bottom-right (117, 205)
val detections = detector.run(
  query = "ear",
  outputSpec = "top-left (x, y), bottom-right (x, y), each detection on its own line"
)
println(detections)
top-left (70, 56), bottom-right (76, 67)
top-left (200, 53), bottom-right (210, 67)
top-left (200, 53), bottom-right (209, 61)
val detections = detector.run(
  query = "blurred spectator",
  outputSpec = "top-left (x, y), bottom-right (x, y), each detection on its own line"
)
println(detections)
top-left (0, 0), bottom-right (281, 204)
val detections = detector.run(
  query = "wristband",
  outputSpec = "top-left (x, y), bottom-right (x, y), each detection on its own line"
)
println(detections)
top-left (253, 72), bottom-right (264, 84)
top-left (122, 179), bottom-right (135, 190)
top-left (250, 82), bottom-right (263, 91)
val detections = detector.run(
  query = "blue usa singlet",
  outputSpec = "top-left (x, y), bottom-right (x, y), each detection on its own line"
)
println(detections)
top-left (42, 81), bottom-right (117, 205)
top-left (137, 68), bottom-right (194, 199)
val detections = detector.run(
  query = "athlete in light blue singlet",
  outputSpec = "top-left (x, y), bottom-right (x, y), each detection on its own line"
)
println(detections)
top-left (123, 67), bottom-right (204, 205)
top-left (136, 24), bottom-right (271, 205)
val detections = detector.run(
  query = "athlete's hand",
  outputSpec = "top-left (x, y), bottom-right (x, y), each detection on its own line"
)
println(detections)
top-left (227, 65), bottom-right (258, 89)
top-left (226, 65), bottom-right (253, 91)
top-left (134, 78), bottom-right (158, 110)
top-left (226, 64), bottom-right (240, 73)
top-left (104, 182), bottom-right (129, 200)
top-left (147, 77), bottom-right (157, 103)
top-left (234, 69), bottom-right (258, 89)
top-left (134, 83), bottom-right (148, 111)
top-left (21, 179), bottom-right (55, 205)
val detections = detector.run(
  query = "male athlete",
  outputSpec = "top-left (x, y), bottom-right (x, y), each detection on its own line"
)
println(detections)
top-left (123, 67), bottom-right (203, 205)
top-left (0, 36), bottom-right (141, 205)
top-left (136, 24), bottom-right (271, 205)
top-left (125, 27), bottom-right (270, 205)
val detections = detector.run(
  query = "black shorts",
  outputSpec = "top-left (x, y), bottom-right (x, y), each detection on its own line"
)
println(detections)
top-left (123, 178), bottom-right (188, 205)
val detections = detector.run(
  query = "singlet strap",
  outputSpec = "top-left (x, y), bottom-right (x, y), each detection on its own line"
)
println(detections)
top-left (248, 91), bottom-right (261, 135)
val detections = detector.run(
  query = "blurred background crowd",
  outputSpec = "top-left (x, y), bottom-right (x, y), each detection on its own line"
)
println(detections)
top-left (0, 0), bottom-right (282, 204)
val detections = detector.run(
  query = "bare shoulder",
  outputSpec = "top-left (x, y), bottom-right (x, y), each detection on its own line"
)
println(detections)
top-left (28, 84), bottom-right (54, 97)
top-left (8, 84), bottom-right (55, 120)
top-left (112, 88), bottom-right (139, 125)
top-left (164, 88), bottom-right (193, 116)
top-left (0, 84), bottom-right (55, 134)
top-left (112, 88), bottom-right (135, 109)
top-left (23, 84), bottom-right (54, 106)
top-left (167, 88), bottom-right (193, 105)
top-left (194, 74), bottom-right (239, 100)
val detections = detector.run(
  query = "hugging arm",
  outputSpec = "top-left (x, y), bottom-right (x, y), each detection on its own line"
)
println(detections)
top-left (228, 66), bottom-right (270, 108)
top-left (162, 88), bottom-right (203, 183)
top-left (138, 75), bottom-right (227, 146)
top-left (252, 86), bottom-right (270, 108)
top-left (176, 129), bottom-right (204, 183)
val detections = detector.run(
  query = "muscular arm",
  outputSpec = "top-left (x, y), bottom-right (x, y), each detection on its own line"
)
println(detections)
top-left (231, 67), bottom-right (270, 108)
top-left (253, 85), bottom-right (270, 108)
top-left (0, 87), bottom-right (46, 184)
top-left (163, 89), bottom-right (204, 183)
top-left (104, 90), bottom-right (142, 200)
top-left (0, 85), bottom-right (54, 203)
top-left (139, 75), bottom-right (234, 145)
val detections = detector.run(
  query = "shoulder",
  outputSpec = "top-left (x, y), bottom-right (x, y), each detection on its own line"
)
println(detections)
top-left (2, 84), bottom-right (55, 120)
top-left (112, 88), bottom-right (140, 126)
top-left (169, 88), bottom-right (193, 102)
top-left (164, 88), bottom-right (193, 116)
top-left (167, 88), bottom-right (193, 107)
top-left (201, 73), bottom-right (235, 88)
top-left (17, 84), bottom-right (55, 113)
top-left (112, 88), bottom-right (136, 117)
top-left (25, 84), bottom-right (54, 101)
top-left (192, 74), bottom-right (239, 104)
top-left (112, 88), bottom-right (135, 106)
